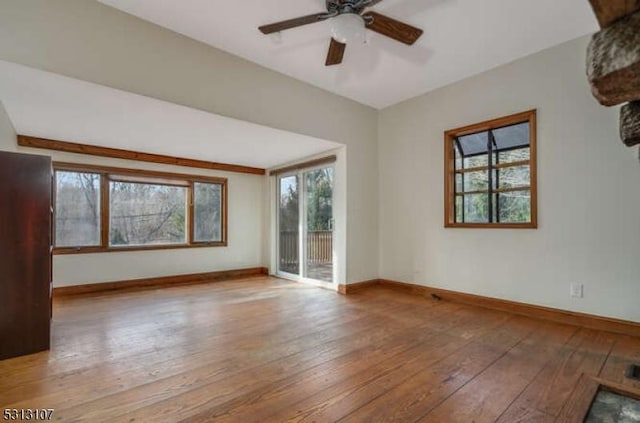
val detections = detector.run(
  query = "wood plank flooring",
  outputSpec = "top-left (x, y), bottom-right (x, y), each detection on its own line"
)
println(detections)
top-left (1, 277), bottom-right (639, 422)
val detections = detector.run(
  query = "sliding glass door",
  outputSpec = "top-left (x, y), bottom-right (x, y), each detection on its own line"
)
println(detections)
top-left (277, 166), bottom-right (334, 284)
top-left (303, 167), bottom-right (333, 282)
top-left (278, 175), bottom-right (299, 276)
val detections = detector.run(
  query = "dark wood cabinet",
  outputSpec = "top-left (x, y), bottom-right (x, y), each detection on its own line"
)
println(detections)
top-left (0, 151), bottom-right (52, 360)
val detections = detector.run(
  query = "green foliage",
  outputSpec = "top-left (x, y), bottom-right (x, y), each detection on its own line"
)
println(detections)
top-left (306, 168), bottom-right (333, 231)
top-left (55, 171), bottom-right (101, 247)
top-left (456, 147), bottom-right (531, 223)
top-left (193, 183), bottom-right (222, 242)
top-left (498, 192), bottom-right (530, 223)
top-left (109, 182), bottom-right (186, 245)
top-left (279, 168), bottom-right (333, 232)
top-left (279, 177), bottom-right (299, 232)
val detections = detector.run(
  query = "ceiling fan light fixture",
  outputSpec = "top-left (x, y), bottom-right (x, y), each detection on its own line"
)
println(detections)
top-left (330, 13), bottom-right (365, 44)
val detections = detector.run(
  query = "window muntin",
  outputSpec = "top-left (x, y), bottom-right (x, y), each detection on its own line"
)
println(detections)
top-left (445, 110), bottom-right (536, 228)
top-left (53, 163), bottom-right (227, 252)
top-left (54, 170), bottom-right (101, 247)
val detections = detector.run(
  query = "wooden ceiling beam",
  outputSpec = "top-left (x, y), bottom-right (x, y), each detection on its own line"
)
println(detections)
top-left (17, 135), bottom-right (266, 175)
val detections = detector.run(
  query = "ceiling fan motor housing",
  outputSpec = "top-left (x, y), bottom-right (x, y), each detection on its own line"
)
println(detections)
top-left (326, 0), bottom-right (371, 16)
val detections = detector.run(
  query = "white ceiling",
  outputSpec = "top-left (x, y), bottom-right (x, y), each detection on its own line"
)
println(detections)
top-left (0, 60), bottom-right (341, 169)
top-left (97, 0), bottom-right (599, 109)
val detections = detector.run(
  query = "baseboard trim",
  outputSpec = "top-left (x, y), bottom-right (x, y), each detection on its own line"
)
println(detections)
top-left (53, 267), bottom-right (269, 297)
top-left (376, 279), bottom-right (640, 337)
top-left (337, 279), bottom-right (380, 295)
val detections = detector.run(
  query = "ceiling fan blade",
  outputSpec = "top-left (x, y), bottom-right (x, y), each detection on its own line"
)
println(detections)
top-left (259, 13), bottom-right (328, 34)
top-left (363, 11), bottom-right (423, 45)
top-left (365, 0), bottom-right (385, 7)
top-left (325, 38), bottom-right (346, 66)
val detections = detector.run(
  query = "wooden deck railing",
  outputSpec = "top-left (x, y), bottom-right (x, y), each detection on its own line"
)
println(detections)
top-left (279, 230), bottom-right (299, 270)
top-left (306, 230), bottom-right (333, 263)
top-left (279, 230), bottom-right (333, 269)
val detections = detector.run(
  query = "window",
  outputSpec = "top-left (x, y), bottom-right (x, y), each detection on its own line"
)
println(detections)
top-left (54, 171), bottom-right (101, 247)
top-left (53, 163), bottom-right (227, 253)
top-left (444, 110), bottom-right (537, 228)
top-left (193, 182), bottom-right (223, 243)
top-left (109, 181), bottom-right (187, 247)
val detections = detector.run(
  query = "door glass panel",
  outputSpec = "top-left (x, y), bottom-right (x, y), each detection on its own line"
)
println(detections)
top-left (278, 175), bottom-right (299, 275)
top-left (304, 167), bottom-right (333, 283)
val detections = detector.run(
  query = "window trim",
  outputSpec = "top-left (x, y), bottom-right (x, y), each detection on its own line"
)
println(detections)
top-left (53, 162), bottom-right (227, 254)
top-left (444, 110), bottom-right (537, 229)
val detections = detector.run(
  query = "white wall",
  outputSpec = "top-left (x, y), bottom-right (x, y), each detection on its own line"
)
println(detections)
top-left (378, 36), bottom-right (640, 322)
top-left (0, 0), bottom-right (379, 284)
top-left (0, 100), bottom-right (15, 147)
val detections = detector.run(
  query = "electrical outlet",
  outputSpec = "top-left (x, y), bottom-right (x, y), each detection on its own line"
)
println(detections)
top-left (570, 283), bottom-right (583, 298)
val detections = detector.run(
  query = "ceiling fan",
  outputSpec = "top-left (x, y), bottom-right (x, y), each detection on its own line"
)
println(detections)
top-left (259, 0), bottom-right (423, 66)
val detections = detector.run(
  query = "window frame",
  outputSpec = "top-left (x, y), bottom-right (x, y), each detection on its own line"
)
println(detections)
top-left (53, 162), bottom-right (227, 254)
top-left (444, 110), bottom-right (537, 229)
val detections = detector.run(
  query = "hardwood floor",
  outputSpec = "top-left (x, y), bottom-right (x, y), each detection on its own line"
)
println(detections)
top-left (1, 277), bottom-right (639, 422)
